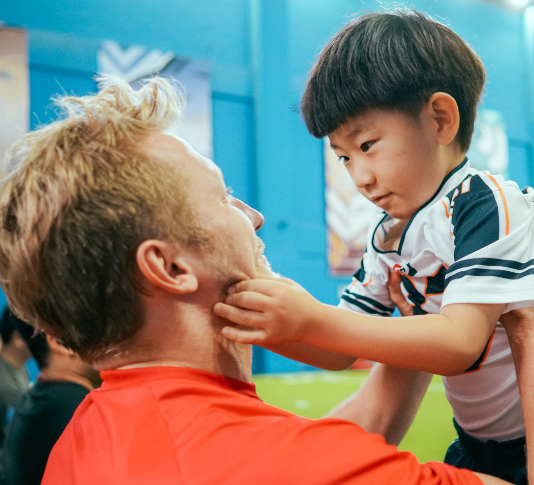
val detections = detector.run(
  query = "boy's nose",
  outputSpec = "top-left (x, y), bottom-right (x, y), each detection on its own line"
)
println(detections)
top-left (351, 165), bottom-right (376, 190)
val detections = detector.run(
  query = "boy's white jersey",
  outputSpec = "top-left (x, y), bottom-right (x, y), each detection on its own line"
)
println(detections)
top-left (340, 158), bottom-right (534, 441)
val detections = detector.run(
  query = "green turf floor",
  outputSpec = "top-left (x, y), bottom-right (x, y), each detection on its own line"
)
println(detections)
top-left (254, 370), bottom-right (457, 464)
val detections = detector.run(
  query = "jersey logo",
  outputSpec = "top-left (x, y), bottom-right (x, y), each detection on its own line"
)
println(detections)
top-left (393, 263), bottom-right (417, 277)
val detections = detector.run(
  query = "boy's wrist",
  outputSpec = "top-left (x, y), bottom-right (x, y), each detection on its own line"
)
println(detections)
top-left (299, 299), bottom-right (329, 346)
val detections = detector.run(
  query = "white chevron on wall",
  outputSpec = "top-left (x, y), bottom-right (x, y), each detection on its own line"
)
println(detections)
top-left (97, 40), bottom-right (174, 83)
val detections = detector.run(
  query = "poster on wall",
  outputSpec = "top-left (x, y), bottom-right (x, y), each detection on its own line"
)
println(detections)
top-left (324, 140), bottom-right (381, 276)
top-left (0, 28), bottom-right (29, 162)
top-left (324, 108), bottom-right (509, 276)
top-left (97, 40), bottom-right (212, 159)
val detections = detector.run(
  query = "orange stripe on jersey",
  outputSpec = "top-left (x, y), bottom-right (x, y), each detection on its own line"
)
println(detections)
top-left (485, 174), bottom-right (510, 235)
top-left (363, 278), bottom-right (372, 287)
top-left (441, 201), bottom-right (450, 218)
top-left (464, 328), bottom-right (496, 374)
top-left (461, 178), bottom-right (471, 194)
top-left (451, 188), bottom-right (459, 205)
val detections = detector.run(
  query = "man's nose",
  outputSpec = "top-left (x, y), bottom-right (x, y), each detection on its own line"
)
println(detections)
top-left (232, 197), bottom-right (264, 231)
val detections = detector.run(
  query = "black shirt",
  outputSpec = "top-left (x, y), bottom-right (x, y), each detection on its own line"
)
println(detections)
top-left (1, 381), bottom-right (89, 485)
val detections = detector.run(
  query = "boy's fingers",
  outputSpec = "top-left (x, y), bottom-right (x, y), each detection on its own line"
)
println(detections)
top-left (224, 291), bottom-right (272, 311)
top-left (387, 270), bottom-right (413, 317)
top-left (213, 302), bottom-right (264, 327)
top-left (221, 326), bottom-right (268, 345)
top-left (256, 275), bottom-right (296, 285)
top-left (228, 279), bottom-right (284, 297)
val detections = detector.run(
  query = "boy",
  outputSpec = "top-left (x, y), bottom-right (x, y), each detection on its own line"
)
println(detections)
top-left (214, 10), bottom-right (534, 484)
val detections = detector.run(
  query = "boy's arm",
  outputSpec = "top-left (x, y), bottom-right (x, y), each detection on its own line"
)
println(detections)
top-left (262, 342), bottom-right (356, 371)
top-left (500, 308), bottom-right (534, 481)
top-left (214, 277), bottom-right (503, 376)
top-left (327, 363), bottom-right (432, 445)
top-left (327, 271), bottom-right (431, 445)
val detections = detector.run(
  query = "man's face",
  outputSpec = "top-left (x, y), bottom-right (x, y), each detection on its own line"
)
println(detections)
top-left (147, 133), bottom-right (267, 285)
top-left (328, 109), bottom-right (450, 220)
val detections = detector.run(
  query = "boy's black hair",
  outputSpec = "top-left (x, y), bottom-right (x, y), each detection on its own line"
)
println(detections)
top-left (301, 9), bottom-right (485, 152)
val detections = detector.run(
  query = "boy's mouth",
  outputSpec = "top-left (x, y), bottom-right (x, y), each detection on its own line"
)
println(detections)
top-left (369, 193), bottom-right (391, 208)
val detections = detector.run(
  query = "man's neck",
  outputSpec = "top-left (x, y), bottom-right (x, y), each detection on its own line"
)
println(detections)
top-left (96, 310), bottom-right (253, 382)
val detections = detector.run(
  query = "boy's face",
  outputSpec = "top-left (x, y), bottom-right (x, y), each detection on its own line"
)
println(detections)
top-left (329, 109), bottom-right (453, 220)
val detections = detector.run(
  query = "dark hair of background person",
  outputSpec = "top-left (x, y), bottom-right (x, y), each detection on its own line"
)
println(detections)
top-left (12, 316), bottom-right (50, 370)
top-left (301, 9), bottom-right (486, 152)
top-left (0, 308), bottom-right (19, 345)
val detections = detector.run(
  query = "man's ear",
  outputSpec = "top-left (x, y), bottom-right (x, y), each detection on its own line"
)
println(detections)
top-left (136, 240), bottom-right (198, 295)
top-left (426, 92), bottom-right (460, 147)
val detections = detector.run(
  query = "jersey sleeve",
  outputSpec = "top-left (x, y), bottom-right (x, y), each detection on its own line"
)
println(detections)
top-left (338, 221), bottom-right (395, 317)
top-left (441, 172), bottom-right (534, 313)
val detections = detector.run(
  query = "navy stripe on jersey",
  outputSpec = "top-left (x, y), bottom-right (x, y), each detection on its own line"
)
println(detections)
top-left (353, 255), bottom-right (367, 283)
top-left (426, 266), bottom-right (447, 295)
top-left (341, 294), bottom-right (393, 317)
top-left (446, 266), bottom-right (534, 286)
top-left (448, 257), bottom-right (534, 274)
top-left (400, 275), bottom-right (427, 315)
top-left (447, 175), bottom-right (500, 261)
top-left (343, 290), bottom-right (395, 313)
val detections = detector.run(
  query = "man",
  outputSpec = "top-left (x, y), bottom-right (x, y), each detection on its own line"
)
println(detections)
top-left (2, 317), bottom-right (101, 485)
top-left (0, 308), bottom-right (30, 446)
top-left (0, 76), bottom-right (509, 484)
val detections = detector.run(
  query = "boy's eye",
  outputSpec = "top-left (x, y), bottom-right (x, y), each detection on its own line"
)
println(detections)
top-left (361, 141), bottom-right (375, 153)
top-left (338, 156), bottom-right (350, 165)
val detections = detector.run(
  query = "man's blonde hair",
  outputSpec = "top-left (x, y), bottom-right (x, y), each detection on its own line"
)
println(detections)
top-left (0, 76), bottom-right (203, 362)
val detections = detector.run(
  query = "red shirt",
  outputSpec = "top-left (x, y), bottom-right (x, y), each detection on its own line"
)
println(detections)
top-left (42, 367), bottom-right (480, 485)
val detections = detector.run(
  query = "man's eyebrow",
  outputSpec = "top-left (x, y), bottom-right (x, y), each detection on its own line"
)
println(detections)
top-left (330, 122), bottom-right (377, 150)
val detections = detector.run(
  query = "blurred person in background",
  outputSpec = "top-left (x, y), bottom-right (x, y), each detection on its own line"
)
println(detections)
top-left (0, 308), bottom-right (30, 446)
top-left (1, 316), bottom-right (101, 485)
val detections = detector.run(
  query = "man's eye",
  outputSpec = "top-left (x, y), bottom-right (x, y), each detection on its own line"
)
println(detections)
top-left (361, 141), bottom-right (375, 153)
top-left (338, 156), bottom-right (350, 165)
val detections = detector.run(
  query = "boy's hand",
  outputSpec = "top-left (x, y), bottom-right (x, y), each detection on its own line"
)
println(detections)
top-left (213, 276), bottom-right (322, 345)
top-left (388, 270), bottom-right (413, 317)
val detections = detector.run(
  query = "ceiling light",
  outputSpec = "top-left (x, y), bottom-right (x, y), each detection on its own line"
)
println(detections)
top-left (510, 0), bottom-right (530, 7)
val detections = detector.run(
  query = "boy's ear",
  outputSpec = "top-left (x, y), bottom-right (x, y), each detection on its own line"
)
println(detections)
top-left (426, 92), bottom-right (460, 147)
top-left (136, 240), bottom-right (198, 295)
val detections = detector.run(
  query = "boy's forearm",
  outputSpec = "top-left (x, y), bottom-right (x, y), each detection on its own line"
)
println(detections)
top-left (304, 302), bottom-right (501, 376)
top-left (262, 342), bottom-right (356, 371)
top-left (501, 308), bottom-right (534, 483)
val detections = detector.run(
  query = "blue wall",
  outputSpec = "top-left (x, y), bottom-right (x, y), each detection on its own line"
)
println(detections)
top-left (2, 0), bottom-right (533, 373)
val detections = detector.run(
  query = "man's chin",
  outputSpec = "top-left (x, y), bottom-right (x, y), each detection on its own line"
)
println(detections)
top-left (256, 254), bottom-right (275, 277)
